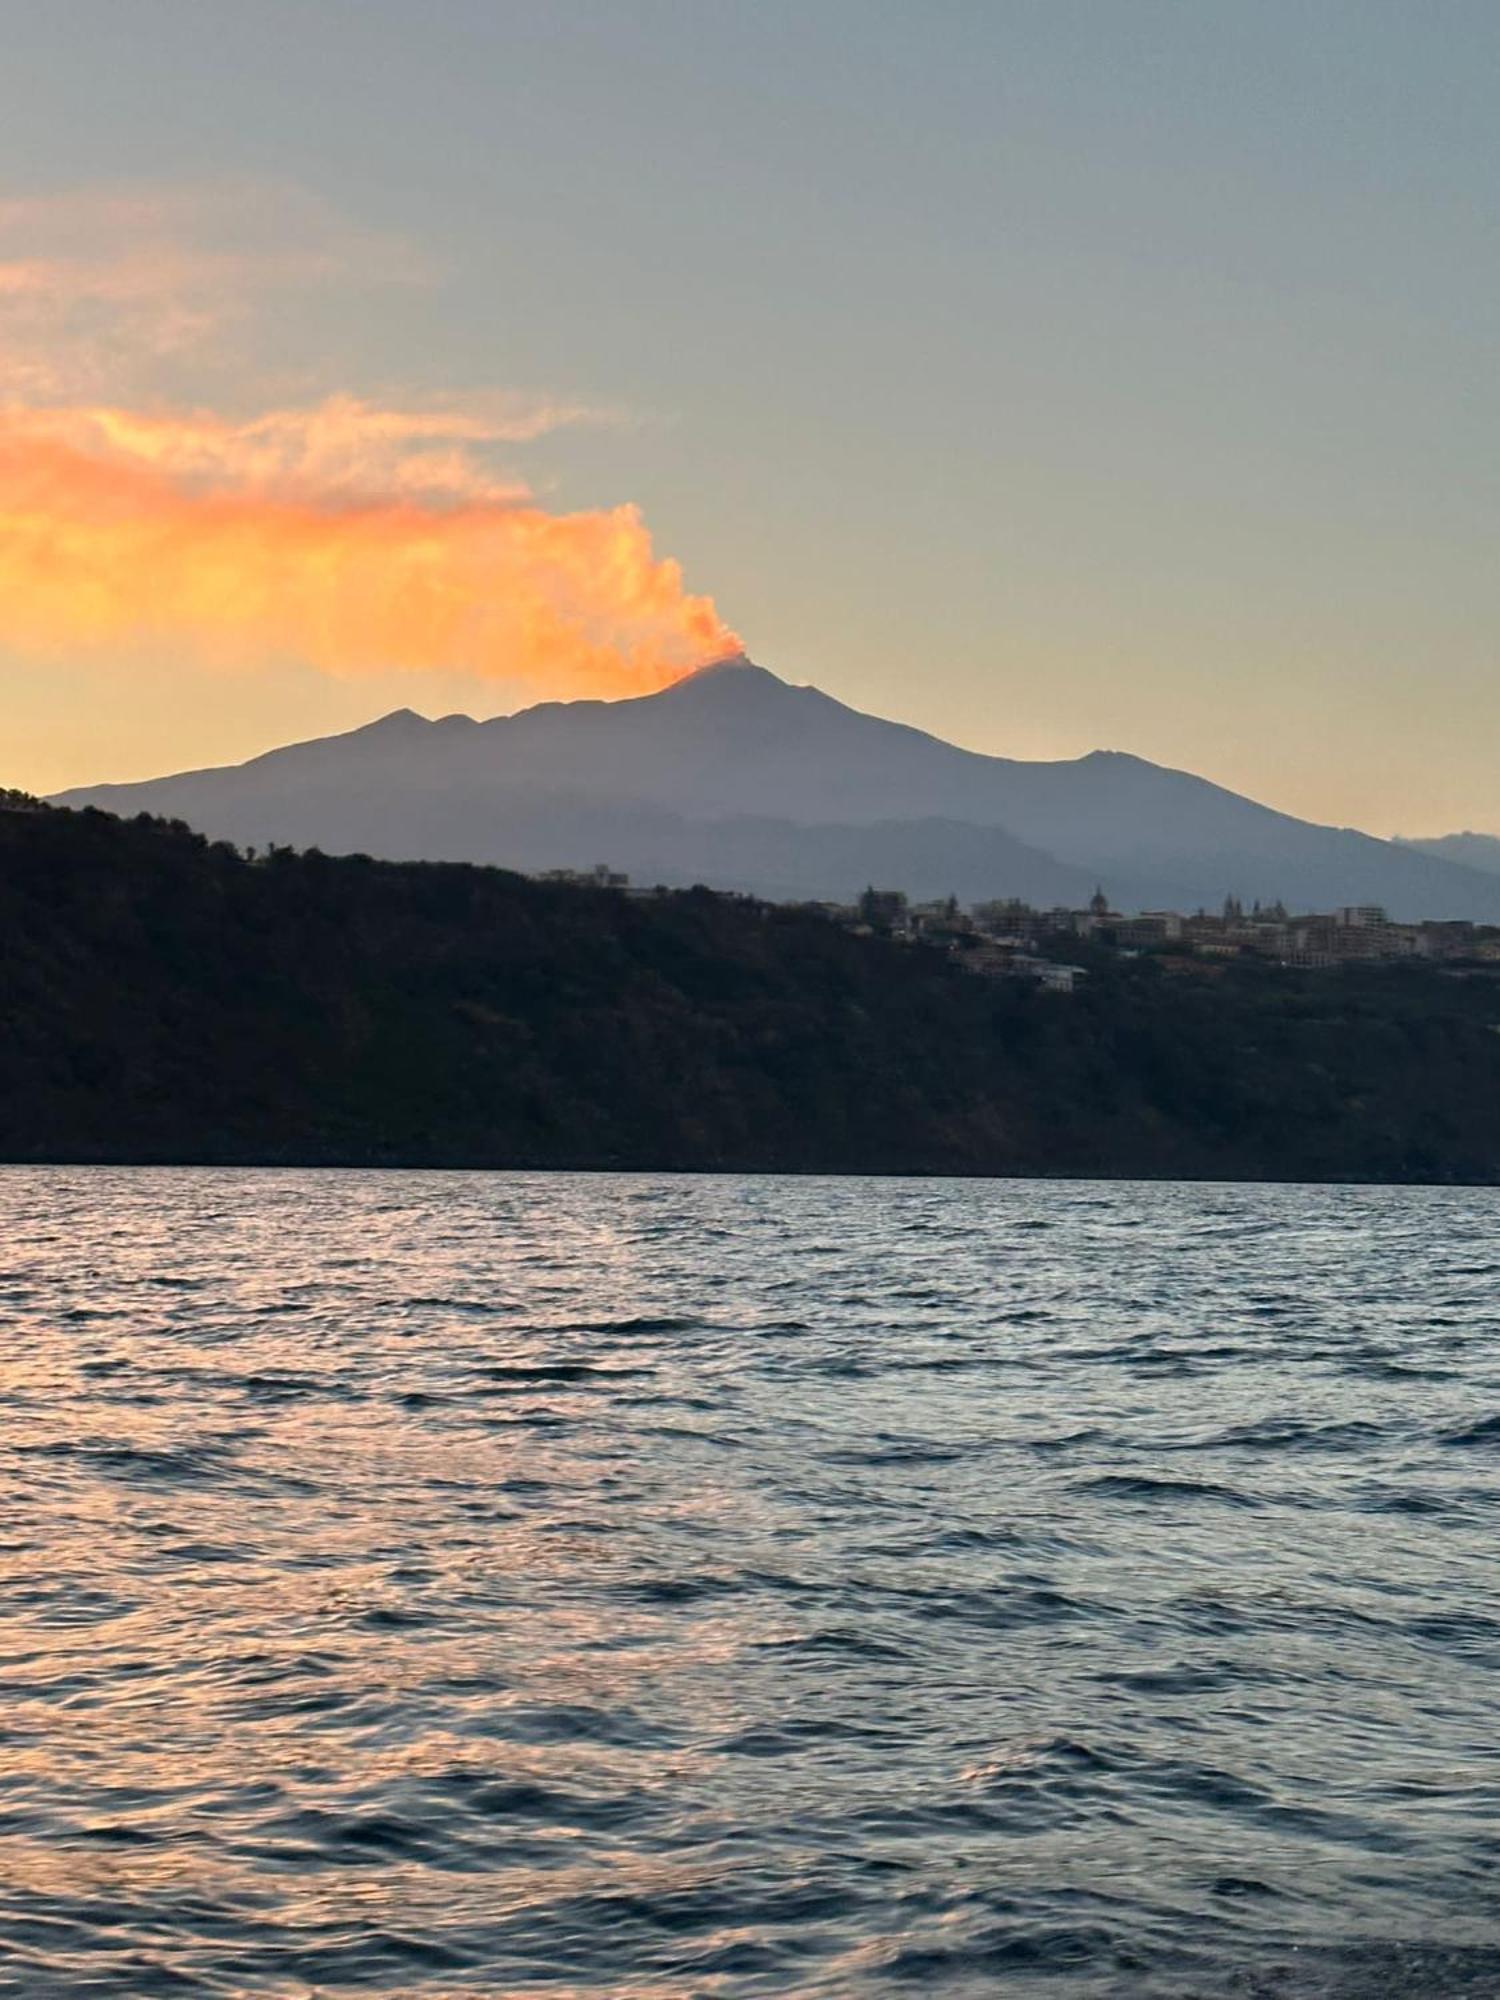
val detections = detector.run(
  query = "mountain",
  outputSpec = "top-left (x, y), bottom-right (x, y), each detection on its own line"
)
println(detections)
top-left (52, 656), bottom-right (1500, 920)
top-left (1397, 833), bottom-right (1500, 878)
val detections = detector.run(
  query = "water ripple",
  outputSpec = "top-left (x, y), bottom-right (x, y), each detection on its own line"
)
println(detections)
top-left (0, 1167), bottom-right (1497, 1995)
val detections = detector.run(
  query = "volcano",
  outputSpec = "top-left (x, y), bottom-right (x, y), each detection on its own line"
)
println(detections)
top-left (52, 656), bottom-right (1500, 919)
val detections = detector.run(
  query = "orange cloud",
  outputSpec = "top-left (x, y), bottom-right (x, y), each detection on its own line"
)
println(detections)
top-left (0, 180), bottom-right (425, 398)
top-left (2, 395), bottom-right (607, 501)
top-left (0, 184), bottom-right (731, 701)
top-left (0, 418), bottom-right (738, 698)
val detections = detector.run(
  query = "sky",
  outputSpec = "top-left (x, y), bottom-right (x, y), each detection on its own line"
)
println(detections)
top-left (0, 1), bottom-right (1495, 834)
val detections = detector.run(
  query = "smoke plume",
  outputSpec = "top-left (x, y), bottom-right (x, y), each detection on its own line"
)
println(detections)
top-left (0, 185), bottom-right (737, 699)
top-left (0, 403), bottom-right (737, 698)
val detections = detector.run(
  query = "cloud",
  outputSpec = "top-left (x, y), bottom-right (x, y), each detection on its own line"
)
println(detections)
top-left (1, 395), bottom-right (610, 502)
top-left (0, 180), bottom-right (735, 700)
top-left (0, 417), bottom-right (738, 699)
top-left (0, 180), bottom-right (424, 399)
top-left (0, 180), bottom-right (422, 279)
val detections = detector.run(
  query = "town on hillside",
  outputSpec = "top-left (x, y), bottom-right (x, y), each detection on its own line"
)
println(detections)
top-left (848, 884), bottom-right (1500, 968)
top-left (836, 887), bottom-right (1500, 993)
top-left (536, 864), bottom-right (1500, 996)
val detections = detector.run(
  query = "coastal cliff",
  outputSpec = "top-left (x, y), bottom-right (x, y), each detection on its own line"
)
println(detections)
top-left (3, 797), bottom-right (1499, 1183)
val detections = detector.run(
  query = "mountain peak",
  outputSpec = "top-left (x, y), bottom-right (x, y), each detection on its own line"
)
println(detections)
top-left (681, 650), bottom-right (761, 680)
top-left (671, 652), bottom-right (788, 693)
top-left (650, 654), bottom-right (804, 715)
top-left (354, 707), bottom-right (430, 736)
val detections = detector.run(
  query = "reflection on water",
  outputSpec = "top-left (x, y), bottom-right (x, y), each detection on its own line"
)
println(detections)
top-left (1, 1167), bottom-right (1499, 1995)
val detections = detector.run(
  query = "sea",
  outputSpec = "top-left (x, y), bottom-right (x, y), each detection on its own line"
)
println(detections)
top-left (2, 1167), bottom-right (1498, 1998)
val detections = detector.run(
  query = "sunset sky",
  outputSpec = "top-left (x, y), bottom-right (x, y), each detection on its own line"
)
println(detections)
top-left (2, 2), bottom-right (1496, 834)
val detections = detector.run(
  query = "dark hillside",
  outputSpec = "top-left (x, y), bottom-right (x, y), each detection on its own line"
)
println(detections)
top-left (3, 797), bottom-right (1500, 1181)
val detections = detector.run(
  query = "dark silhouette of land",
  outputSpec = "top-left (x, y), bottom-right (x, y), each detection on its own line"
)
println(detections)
top-left (4, 792), bottom-right (1500, 1182)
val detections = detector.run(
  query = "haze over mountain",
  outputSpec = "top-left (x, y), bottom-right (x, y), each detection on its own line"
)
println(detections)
top-left (1396, 833), bottom-right (1500, 879)
top-left (54, 657), bottom-right (1500, 921)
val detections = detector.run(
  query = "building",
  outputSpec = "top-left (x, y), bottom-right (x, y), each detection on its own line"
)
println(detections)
top-left (857, 887), bottom-right (910, 931)
top-left (971, 898), bottom-right (1035, 939)
top-left (539, 863), bottom-right (630, 889)
top-left (1114, 913), bottom-right (1182, 949)
top-left (1021, 957), bottom-right (1086, 993)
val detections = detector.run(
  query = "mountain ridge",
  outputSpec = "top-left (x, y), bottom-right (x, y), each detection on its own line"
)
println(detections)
top-left (51, 658), bottom-right (1500, 920)
top-left (1397, 832), bottom-right (1500, 878)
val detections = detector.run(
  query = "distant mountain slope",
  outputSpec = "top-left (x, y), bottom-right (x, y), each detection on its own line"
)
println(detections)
top-left (53, 656), bottom-right (1500, 919)
top-left (1398, 833), bottom-right (1500, 878)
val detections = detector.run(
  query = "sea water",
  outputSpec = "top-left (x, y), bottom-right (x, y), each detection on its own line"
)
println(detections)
top-left (2, 1167), bottom-right (1498, 1996)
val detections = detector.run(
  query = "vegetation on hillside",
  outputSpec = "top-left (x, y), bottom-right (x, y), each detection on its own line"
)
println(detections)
top-left (3, 796), bottom-right (1500, 1181)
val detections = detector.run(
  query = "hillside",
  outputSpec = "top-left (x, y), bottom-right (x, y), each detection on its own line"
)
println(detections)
top-left (1400, 832), bottom-right (1500, 878)
top-left (4, 796), bottom-right (1500, 1181)
top-left (54, 658), bottom-right (1500, 921)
